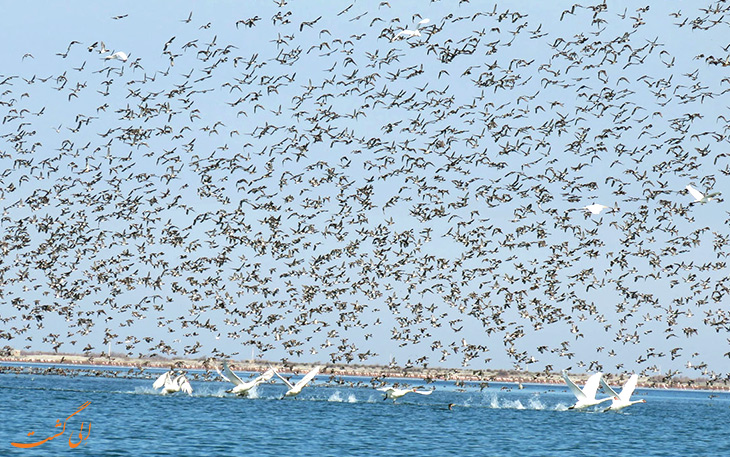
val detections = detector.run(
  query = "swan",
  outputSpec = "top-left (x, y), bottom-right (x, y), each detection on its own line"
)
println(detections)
top-left (105, 51), bottom-right (128, 62)
top-left (153, 371), bottom-right (193, 395)
top-left (562, 371), bottom-right (611, 409)
top-left (391, 17), bottom-right (430, 42)
top-left (216, 361), bottom-right (274, 396)
top-left (377, 386), bottom-right (434, 402)
top-left (583, 203), bottom-right (609, 215)
top-left (273, 365), bottom-right (323, 398)
top-left (391, 29), bottom-right (421, 41)
top-left (600, 374), bottom-right (646, 411)
top-left (686, 184), bottom-right (720, 203)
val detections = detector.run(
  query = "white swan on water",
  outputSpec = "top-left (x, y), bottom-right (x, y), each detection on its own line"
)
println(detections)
top-left (378, 386), bottom-right (434, 402)
top-left (273, 365), bottom-right (323, 398)
top-left (600, 374), bottom-right (646, 411)
top-left (562, 371), bottom-right (611, 409)
top-left (153, 371), bottom-right (192, 395)
top-left (216, 361), bottom-right (274, 396)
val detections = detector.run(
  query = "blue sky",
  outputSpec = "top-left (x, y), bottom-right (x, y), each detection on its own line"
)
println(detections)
top-left (0, 1), bottom-right (729, 381)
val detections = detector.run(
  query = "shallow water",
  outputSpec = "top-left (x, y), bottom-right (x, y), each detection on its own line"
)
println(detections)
top-left (2, 369), bottom-right (728, 456)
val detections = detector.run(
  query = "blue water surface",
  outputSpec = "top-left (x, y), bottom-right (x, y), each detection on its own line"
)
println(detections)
top-left (2, 366), bottom-right (728, 456)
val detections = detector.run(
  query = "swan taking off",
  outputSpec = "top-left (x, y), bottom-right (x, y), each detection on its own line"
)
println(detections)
top-left (600, 374), bottom-right (646, 411)
top-left (377, 386), bottom-right (434, 402)
top-left (216, 361), bottom-right (274, 396)
top-left (562, 371), bottom-right (611, 409)
top-left (153, 371), bottom-right (193, 395)
top-left (273, 365), bottom-right (323, 398)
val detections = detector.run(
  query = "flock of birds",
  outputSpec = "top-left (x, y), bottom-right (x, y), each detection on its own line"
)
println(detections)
top-left (153, 364), bottom-right (644, 412)
top-left (2, 1), bottom-right (730, 384)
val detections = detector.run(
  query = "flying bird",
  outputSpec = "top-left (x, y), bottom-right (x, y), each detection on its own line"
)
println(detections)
top-left (153, 372), bottom-right (193, 395)
top-left (686, 184), bottom-right (720, 203)
top-left (583, 203), bottom-right (610, 215)
top-left (562, 371), bottom-right (611, 409)
top-left (105, 51), bottom-right (128, 62)
top-left (216, 361), bottom-right (274, 396)
top-left (273, 365), bottom-right (323, 398)
top-left (600, 374), bottom-right (646, 411)
top-left (377, 386), bottom-right (434, 402)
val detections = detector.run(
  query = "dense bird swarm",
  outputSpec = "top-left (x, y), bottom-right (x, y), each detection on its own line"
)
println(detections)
top-left (1, 1), bottom-right (730, 383)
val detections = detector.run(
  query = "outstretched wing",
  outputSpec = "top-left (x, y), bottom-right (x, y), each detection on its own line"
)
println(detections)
top-left (294, 365), bottom-right (322, 389)
top-left (686, 185), bottom-right (704, 202)
top-left (222, 361), bottom-right (246, 386)
top-left (178, 375), bottom-right (193, 395)
top-left (618, 374), bottom-right (639, 402)
top-left (153, 371), bottom-right (170, 390)
top-left (215, 365), bottom-right (230, 383)
top-left (254, 368), bottom-right (275, 384)
top-left (582, 372), bottom-right (603, 400)
top-left (273, 368), bottom-right (295, 389)
top-left (562, 370), bottom-right (586, 401)
top-left (599, 376), bottom-right (620, 398)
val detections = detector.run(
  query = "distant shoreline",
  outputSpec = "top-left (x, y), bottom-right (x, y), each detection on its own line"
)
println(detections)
top-left (1, 352), bottom-right (728, 391)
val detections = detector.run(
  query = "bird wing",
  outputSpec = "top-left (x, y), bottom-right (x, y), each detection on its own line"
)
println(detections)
top-left (562, 371), bottom-right (586, 400)
top-left (618, 374), bottom-right (639, 402)
top-left (222, 361), bottom-right (245, 386)
top-left (254, 368), bottom-right (275, 385)
top-left (583, 372), bottom-right (603, 400)
top-left (686, 185), bottom-right (704, 201)
top-left (377, 387), bottom-right (393, 393)
top-left (215, 365), bottom-right (231, 383)
top-left (413, 389), bottom-right (433, 395)
top-left (273, 368), bottom-right (295, 389)
top-left (179, 376), bottom-right (193, 395)
top-left (391, 30), bottom-right (406, 41)
top-left (599, 376), bottom-right (620, 398)
top-left (294, 365), bottom-right (322, 389)
top-left (153, 371), bottom-right (170, 390)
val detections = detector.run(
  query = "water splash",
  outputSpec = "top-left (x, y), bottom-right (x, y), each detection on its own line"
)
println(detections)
top-left (246, 385), bottom-right (260, 399)
top-left (528, 396), bottom-right (545, 410)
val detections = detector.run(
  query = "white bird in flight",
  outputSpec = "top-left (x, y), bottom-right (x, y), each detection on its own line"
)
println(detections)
top-left (391, 29), bottom-right (421, 41)
top-left (105, 51), bottom-right (128, 62)
top-left (686, 184), bottom-right (720, 203)
top-left (153, 371), bottom-right (193, 395)
top-left (583, 203), bottom-right (609, 215)
top-left (216, 361), bottom-right (274, 396)
top-left (600, 374), bottom-right (646, 411)
top-left (377, 386), bottom-right (434, 402)
top-left (562, 371), bottom-right (611, 409)
top-left (274, 365), bottom-right (323, 398)
top-left (391, 17), bottom-right (430, 41)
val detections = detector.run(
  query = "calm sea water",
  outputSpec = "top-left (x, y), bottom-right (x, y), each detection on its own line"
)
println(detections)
top-left (2, 365), bottom-right (728, 456)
